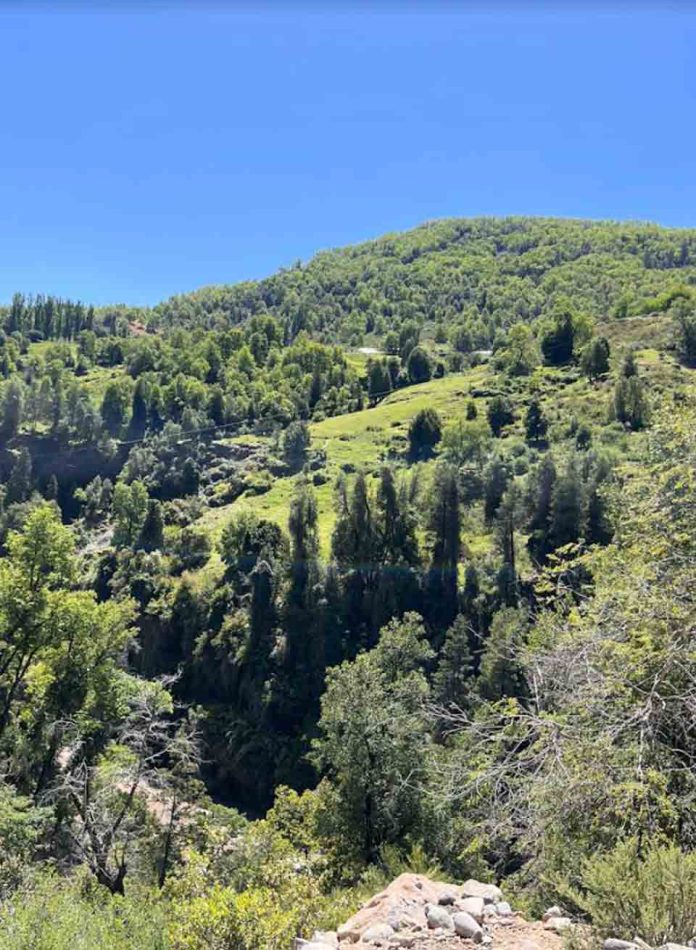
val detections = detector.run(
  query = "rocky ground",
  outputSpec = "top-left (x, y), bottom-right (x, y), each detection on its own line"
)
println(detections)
top-left (296, 873), bottom-right (696, 950)
top-left (295, 874), bottom-right (572, 950)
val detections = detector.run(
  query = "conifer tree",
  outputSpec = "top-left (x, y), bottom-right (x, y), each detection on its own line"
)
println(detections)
top-left (483, 456), bottom-right (511, 522)
top-left (581, 336), bottom-right (611, 380)
top-left (5, 447), bottom-right (32, 506)
top-left (527, 454), bottom-right (557, 564)
top-left (551, 459), bottom-right (584, 549)
top-left (433, 614), bottom-right (475, 709)
top-left (128, 379), bottom-right (149, 440)
top-left (1, 379), bottom-right (23, 440)
top-left (44, 474), bottom-right (59, 502)
top-left (139, 499), bottom-right (165, 552)
top-left (425, 463), bottom-right (461, 633)
top-left (408, 408), bottom-right (442, 460)
top-left (525, 398), bottom-right (548, 443)
top-left (487, 395), bottom-right (514, 437)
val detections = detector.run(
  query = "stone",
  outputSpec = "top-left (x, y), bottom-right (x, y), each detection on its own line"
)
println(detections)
top-left (453, 911), bottom-right (484, 942)
top-left (659, 945), bottom-right (692, 950)
top-left (337, 923), bottom-right (361, 942)
top-left (495, 901), bottom-right (513, 917)
top-left (426, 904), bottom-right (454, 931)
top-left (632, 940), bottom-right (651, 950)
top-left (363, 923), bottom-right (396, 943)
top-left (312, 934), bottom-right (338, 948)
top-left (604, 941), bottom-right (639, 950)
top-left (459, 896), bottom-right (486, 922)
top-left (461, 879), bottom-right (503, 904)
top-left (544, 916), bottom-right (573, 934)
top-left (438, 891), bottom-right (458, 906)
top-left (542, 906), bottom-right (563, 921)
top-left (388, 936), bottom-right (417, 948)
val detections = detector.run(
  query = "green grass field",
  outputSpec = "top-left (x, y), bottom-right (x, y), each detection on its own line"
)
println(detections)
top-left (191, 313), bottom-right (696, 585)
top-left (196, 366), bottom-right (490, 560)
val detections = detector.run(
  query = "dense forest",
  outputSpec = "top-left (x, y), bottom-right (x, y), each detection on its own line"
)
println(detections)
top-left (0, 217), bottom-right (696, 948)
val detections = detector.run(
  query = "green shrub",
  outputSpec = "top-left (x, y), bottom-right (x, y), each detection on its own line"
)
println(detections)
top-left (564, 839), bottom-right (696, 944)
top-left (0, 873), bottom-right (168, 950)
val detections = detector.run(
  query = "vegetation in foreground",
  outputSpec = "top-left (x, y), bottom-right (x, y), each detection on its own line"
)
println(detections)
top-left (0, 217), bottom-right (695, 946)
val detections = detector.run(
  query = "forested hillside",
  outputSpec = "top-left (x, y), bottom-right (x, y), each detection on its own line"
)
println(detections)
top-left (0, 217), bottom-right (696, 948)
top-left (149, 217), bottom-right (696, 343)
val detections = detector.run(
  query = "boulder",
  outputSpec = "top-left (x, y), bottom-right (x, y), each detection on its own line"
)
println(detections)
top-left (426, 904), bottom-right (454, 931)
top-left (362, 922), bottom-right (395, 943)
top-left (604, 941), bottom-right (639, 950)
top-left (438, 891), bottom-right (458, 906)
top-left (459, 896), bottom-right (485, 922)
top-left (388, 937), bottom-right (418, 949)
top-left (544, 916), bottom-right (573, 934)
top-left (461, 879), bottom-right (503, 904)
top-left (542, 906), bottom-right (563, 921)
top-left (453, 911), bottom-right (484, 942)
top-left (659, 945), bottom-right (693, 950)
top-left (337, 873), bottom-right (459, 942)
top-left (495, 901), bottom-right (513, 917)
top-left (337, 922), bottom-right (361, 942)
top-left (312, 934), bottom-right (338, 948)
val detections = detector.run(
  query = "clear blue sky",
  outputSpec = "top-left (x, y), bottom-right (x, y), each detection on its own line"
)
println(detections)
top-left (0, 3), bottom-right (694, 305)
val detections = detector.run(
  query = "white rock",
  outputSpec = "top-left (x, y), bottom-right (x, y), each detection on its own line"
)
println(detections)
top-left (542, 906), bottom-right (563, 921)
top-left (453, 911), bottom-right (484, 942)
top-left (312, 934), bottom-right (338, 948)
top-left (457, 897), bottom-right (484, 923)
top-left (461, 879), bottom-right (503, 904)
top-left (659, 944), bottom-right (693, 950)
top-left (459, 896), bottom-right (485, 922)
top-left (604, 940), bottom-right (639, 950)
top-left (544, 916), bottom-right (573, 933)
top-left (495, 901), bottom-right (513, 917)
top-left (426, 904), bottom-right (454, 931)
top-left (363, 923), bottom-right (396, 943)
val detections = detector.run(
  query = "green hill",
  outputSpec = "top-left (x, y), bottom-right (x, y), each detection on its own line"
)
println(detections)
top-left (148, 217), bottom-right (696, 344)
top-left (1, 217), bottom-right (696, 948)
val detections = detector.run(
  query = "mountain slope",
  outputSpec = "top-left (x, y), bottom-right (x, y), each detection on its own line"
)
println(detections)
top-left (149, 217), bottom-right (696, 344)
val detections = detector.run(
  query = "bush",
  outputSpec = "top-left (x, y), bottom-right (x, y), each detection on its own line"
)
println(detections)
top-left (282, 420), bottom-right (311, 471)
top-left (487, 395), bottom-right (515, 437)
top-left (408, 408), bottom-right (442, 459)
top-left (0, 872), bottom-right (168, 950)
top-left (406, 346), bottom-right (432, 384)
top-left (565, 840), bottom-right (696, 945)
